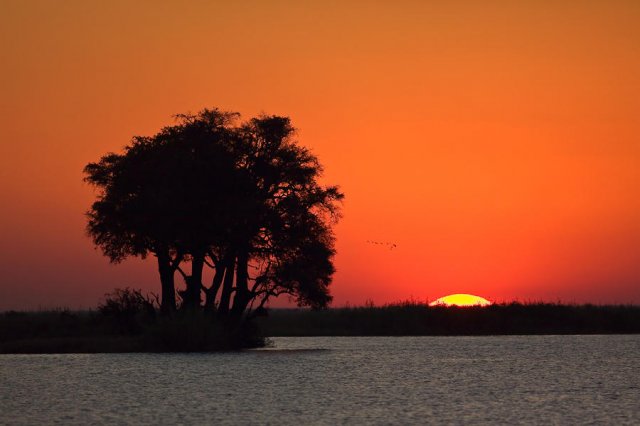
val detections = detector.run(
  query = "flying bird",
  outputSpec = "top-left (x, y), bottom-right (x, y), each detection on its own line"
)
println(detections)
top-left (366, 240), bottom-right (397, 250)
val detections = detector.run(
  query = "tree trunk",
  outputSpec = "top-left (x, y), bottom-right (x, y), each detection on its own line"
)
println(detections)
top-left (204, 263), bottom-right (225, 311)
top-left (184, 252), bottom-right (204, 310)
top-left (217, 251), bottom-right (236, 318)
top-left (157, 250), bottom-right (176, 314)
top-left (231, 248), bottom-right (251, 319)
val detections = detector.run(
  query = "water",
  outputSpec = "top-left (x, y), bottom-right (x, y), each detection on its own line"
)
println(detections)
top-left (1, 335), bottom-right (639, 424)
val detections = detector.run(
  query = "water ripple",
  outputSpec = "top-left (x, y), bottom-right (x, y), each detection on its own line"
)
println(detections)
top-left (1, 335), bottom-right (639, 424)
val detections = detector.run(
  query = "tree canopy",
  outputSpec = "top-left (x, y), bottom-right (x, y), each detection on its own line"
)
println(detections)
top-left (84, 109), bottom-right (343, 319)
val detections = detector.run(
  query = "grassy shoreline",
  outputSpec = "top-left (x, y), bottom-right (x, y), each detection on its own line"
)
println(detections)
top-left (0, 310), bottom-right (265, 353)
top-left (1, 303), bottom-right (639, 353)
top-left (259, 303), bottom-right (640, 336)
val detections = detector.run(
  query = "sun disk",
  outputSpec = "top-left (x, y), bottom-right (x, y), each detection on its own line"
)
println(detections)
top-left (429, 293), bottom-right (492, 307)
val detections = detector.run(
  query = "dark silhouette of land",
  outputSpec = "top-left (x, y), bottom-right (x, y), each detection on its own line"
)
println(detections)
top-left (6, 108), bottom-right (634, 354)
top-left (84, 109), bottom-right (342, 319)
top-left (259, 302), bottom-right (640, 336)
top-left (79, 108), bottom-right (342, 350)
top-left (1, 301), bottom-right (639, 353)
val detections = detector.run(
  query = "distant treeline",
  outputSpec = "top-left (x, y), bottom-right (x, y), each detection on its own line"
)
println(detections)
top-left (258, 302), bottom-right (640, 336)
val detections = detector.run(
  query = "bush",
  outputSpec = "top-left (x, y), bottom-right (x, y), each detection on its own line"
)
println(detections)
top-left (98, 288), bottom-right (157, 333)
top-left (148, 313), bottom-right (266, 351)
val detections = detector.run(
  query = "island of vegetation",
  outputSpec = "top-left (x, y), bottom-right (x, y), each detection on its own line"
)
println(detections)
top-left (7, 108), bottom-right (342, 352)
top-left (1, 108), bottom-right (639, 353)
top-left (1, 300), bottom-right (640, 353)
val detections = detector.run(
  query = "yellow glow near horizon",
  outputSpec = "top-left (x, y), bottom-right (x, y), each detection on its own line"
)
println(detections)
top-left (429, 294), bottom-right (492, 307)
top-left (1, 1), bottom-right (640, 310)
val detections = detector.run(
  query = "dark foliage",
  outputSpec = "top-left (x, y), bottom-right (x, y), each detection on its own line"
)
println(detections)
top-left (0, 308), bottom-right (266, 353)
top-left (84, 109), bottom-right (343, 319)
top-left (258, 302), bottom-right (640, 336)
top-left (2, 303), bottom-right (639, 353)
top-left (98, 288), bottom-right (157, 333)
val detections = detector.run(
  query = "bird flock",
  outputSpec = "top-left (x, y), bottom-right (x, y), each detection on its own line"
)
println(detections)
top-left (366, 240), bottom-right (397, 250)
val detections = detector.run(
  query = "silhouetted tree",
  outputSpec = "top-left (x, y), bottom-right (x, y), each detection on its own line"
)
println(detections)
top-left (223, 116), bottom-right (342, 319)
top-left (84, 109), bottom-right (342, 320)
top-left (84, 110), bottom-right (239, 313)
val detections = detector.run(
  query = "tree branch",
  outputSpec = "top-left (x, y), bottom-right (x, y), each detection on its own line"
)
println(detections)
top-left (170, 249), bottom-right (184, 270)
top-left (203, 257), bottom-right (215, 269)
top-left (175, 265), bottom-right (188, 279)
top-left (206, 249), bottom-right (220, 266)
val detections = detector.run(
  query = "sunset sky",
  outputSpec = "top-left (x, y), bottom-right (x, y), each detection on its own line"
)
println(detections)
top-left (1, 1), bottom-right (639, 310)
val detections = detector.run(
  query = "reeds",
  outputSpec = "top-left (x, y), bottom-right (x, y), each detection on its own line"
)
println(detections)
top-left (257, 301), bottom-right (640, 336)
top-left (2, 301), bottom-right (638, 353)
top-left (0, 309), bottom-right (265, 353)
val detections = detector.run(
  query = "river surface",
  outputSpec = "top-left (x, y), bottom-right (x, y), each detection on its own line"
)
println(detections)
top-left (1, 335), bottom-right (639, 424)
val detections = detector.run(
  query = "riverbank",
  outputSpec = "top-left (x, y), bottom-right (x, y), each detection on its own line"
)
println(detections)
top-left (259, 303), bottom-right (640, 336)
top-left (0, 311), bottom-right (265, 353)
top-left (1, 303), bottom-right (639, 353)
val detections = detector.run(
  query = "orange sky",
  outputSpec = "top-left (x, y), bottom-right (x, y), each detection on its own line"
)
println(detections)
top-left (1, 1), bottom-right (639, 309)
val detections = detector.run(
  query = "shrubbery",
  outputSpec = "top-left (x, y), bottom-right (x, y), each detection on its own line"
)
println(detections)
top-left (95, 287), bottom-right (266, 351)
top-left (98, 288), bottom-right (157, 333)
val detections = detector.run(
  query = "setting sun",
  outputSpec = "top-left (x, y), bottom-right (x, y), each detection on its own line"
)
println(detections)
top-left (429, 294), bottom-right (492, 307)
top-left (1, 2), bottom-right (640, 424)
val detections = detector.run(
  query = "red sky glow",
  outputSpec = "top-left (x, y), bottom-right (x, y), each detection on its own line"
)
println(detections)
top-left (1, 1), bottom-right (639, 309)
